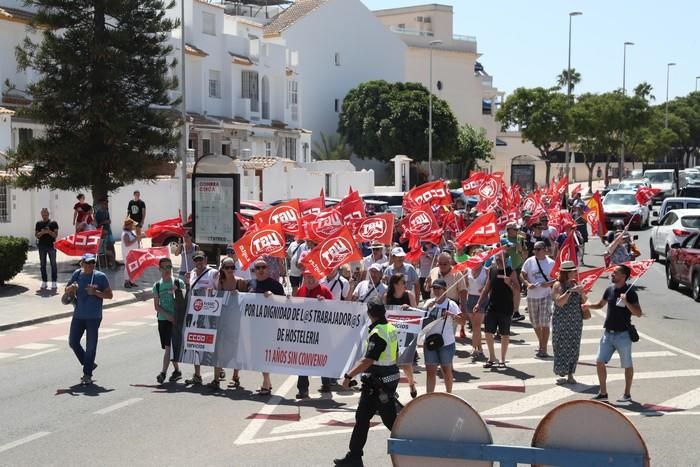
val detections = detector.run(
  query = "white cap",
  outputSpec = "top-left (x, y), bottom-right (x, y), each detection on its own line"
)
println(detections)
top-left (368, 263), bottom-right (382, 272)
top-left (391, 247), bottom-right (406, 257)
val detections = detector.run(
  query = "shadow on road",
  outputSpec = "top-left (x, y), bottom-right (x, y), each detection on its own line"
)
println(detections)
top-left (0, 285), bottom-right (29, 298)
top-left (55, 383), bottom-right (115, 396)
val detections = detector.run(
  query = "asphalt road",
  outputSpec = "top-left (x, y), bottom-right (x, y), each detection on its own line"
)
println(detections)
top-left (1, 220), bottom-right (699, 466)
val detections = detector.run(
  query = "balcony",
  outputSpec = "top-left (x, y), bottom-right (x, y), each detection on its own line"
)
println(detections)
top-left (389, 26), bottom-right (434, 37)
top-left (453, 33), bottom-right (477, 43)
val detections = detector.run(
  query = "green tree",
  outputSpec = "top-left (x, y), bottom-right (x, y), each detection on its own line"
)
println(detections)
top-left (668, 93), bottom-right (700, 167)
top-left (8, 0), bottom-right (180, 202)
top-left (556, 68), bottom-right (582, 95)
top-left (453, 124), bottom-right (493, 175)
top-left (338, 80), bottom-right (459, 162)
top-left (311, 132), bottom-right (352, 160)
top-left (495, 87), bottom-right (569, 184)
top-left (636, 107), bottom-right (688, 163)
top-left (570, 93), bottom-right (607, 193)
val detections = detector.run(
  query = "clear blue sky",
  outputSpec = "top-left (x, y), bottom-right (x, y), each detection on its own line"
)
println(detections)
top-left (362, 0), bottom-right (699, 102)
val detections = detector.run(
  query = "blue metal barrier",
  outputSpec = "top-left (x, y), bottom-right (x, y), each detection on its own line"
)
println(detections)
top-left (388, 438), bottom-right (646, 467)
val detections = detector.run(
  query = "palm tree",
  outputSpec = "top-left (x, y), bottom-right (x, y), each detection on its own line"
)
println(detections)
top-left (556, 68), bottom-right (582, 94)
top-left (311, 132), bottom-right (353, 160)
top-left (634, 82), bottom-right (655, 102)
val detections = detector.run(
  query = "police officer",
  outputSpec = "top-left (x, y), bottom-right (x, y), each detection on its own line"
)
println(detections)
top-left (334, 301), bottom-right (400, 467)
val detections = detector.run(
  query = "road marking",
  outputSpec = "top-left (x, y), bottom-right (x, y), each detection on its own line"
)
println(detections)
top-left (492, 337), bottom-right (601, 348)
top-left (637, 331), bottom-right (700, 362)
top-left (47, 318), bottom-right (73, 325)
top-left (271, 404), bottom-right (359, 434)
top-left (19, 349), bottom-right (58, 359)
top-left (100, 331), bottom-right (128, 340)
top-left (0, 432), bottom-right (51, 454)
top-left (50, 335), bottom-right (68, 341)
top-left (93, 398), bottom-right (143, 415)
top-left (13, 326), bottom-right (39, 332)
top-left (482, 383), bottom-right (592, 416)
top-left (512, 325), bottom-right (600, 335)
top-left (114, 321), bottom-right (147, 327)
top-left (15, 343), bottom-right (56, 350)
top-left (233, 375), bottom-right (297, 446)
top-left (658, 387), bottom-right (700, 410)
top-left (100, 327), bottom-right (119, 333)
top-left (452, 351), bottom-right (675, 369)
top-left (0, 352), bottom-right (18, 359)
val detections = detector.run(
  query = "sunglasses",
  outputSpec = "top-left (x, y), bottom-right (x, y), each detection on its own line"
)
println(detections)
top-left (255, 265), bottom-right (268, 270)
top-left (223, 266), bottom-right (235, 270)
top-left (534, 247), bottom-right (544, 251)
top-left (160, 265), bottom-right (173, 270)
top-left (194, 257), bottom-right (205, 262)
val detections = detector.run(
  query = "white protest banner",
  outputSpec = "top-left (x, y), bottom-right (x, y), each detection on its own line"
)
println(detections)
top-left (234, 293), bottom-right (367, 377)
top-left (386, 306), bottom-right (426, 365)
top-left (178, 292), bottom-right (223, 366)
top-left (188, 296), bottom-right (223, 317)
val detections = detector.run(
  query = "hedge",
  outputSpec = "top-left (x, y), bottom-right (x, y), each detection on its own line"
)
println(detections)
top-left (0, 236), bottom-right (29, 286)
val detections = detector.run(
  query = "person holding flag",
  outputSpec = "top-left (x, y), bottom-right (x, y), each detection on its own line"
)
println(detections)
top-left (584, 264), bottom-right (642, 402)
top-left (174, 230), bottom-right (197, 281)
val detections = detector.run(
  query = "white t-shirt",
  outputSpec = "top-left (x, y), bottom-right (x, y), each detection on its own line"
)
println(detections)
top-left (424, 298), bottom-right (461, 346)
top-left (541, 226), bottom-right (558, 240)
top-left (320, 274), bottom-right (349, 300)
top-left (352, 279), bottom-right (387, 303)
top-left (521, 256), bottom-right (555, 299)
top-left (189, 267), bottom-right (218, 291)
top-left (418, 245), bottom-right (441, 277)
top-left (235, 259), bottom-right (251, 280)
top-left (287, 241), bottom-right (307, 277)
top-left (362, 253), bottom-right (387, 274)
top-left (121, 230), bottom-right (138, 261)
top-left (466, 267), bottom-right (488, 296)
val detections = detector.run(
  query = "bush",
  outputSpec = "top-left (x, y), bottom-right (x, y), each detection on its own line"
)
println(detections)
top-left (0, 236), bottom-right (29, 286)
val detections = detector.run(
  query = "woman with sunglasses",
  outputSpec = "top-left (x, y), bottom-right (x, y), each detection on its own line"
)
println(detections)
top-left (385, 273), bottom-right (418, 398)
top-left (207, 257), bottom-right (248, 390)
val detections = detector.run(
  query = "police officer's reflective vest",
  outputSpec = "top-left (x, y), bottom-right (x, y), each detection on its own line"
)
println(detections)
top-left (367, 323), bottom-right (399, 366)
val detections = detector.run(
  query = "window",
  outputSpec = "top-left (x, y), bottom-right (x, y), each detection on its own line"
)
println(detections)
top-left (221, 144), bottom-right (229, 156)
top-left (334, 99), bottom-right (339, 113)
top-left (287, 80), bottom-right (298, 106)
top-left (302, 143), bottom-right (309, 163)
top-left (285, 137), bottom-right (296, 161)
top-left (202, 12), bottom-right (216, 35)
top-left (242, 70), bottom-right (259, 112)
top-left (18, 128), bottom-right (33, 145)
top-left (423, 16), bottom-right (432, 23)
top-left (208, 70), bottom-right (221, 98)
top-left (416, 16), bottom-right (423, 22)
top-left (265, 142), bottom-right (271, 157)
top-left (202, 139), bottom-right (211, 156)
top-left (325, 174), bottom-right (331, 196)
top-left (397, 23), bottom-right (405, 29)
top-left (0, 179), bottom-right (9, 223)
top-left (334, 52), bottom-right (341, 66)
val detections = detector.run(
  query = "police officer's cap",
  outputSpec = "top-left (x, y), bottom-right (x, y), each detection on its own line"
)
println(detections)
top-left (367, 300), bottom-right (386, 318)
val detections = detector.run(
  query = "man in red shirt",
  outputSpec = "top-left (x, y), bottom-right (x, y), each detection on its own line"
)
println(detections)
top-left (295, 270), bottom-right (333, 399)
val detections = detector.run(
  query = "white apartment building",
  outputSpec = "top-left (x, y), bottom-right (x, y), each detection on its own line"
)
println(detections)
top-left (373, 3), bottom-right (502, 143)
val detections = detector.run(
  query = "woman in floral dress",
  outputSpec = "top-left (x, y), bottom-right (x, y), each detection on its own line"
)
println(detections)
top-left (551, 261), bottom-right (587, 384)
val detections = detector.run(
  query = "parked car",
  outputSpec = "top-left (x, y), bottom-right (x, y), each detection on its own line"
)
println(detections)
top-left (600, 183), bottom-right (620, 198)
top-left (656, 197), bottom-right (700, 218)
top-left (666, 232), bottom-right (700, 301)
top-left (360, 192), bottom-right (405, 207)
top-left (650, 209), bottom-right (700, 260)
top-left (618, 179), bottom-right (651, 191)
top-left (644, 169), bottom-right (677, 202)
top-left (240, 200), bottom-right (271, 211)
top-left (679, 185), bottom-right (700, 198)
top-left (629, 169), bottom-right (644, 179)
top-left (602, 190), bottom-right (651, 230)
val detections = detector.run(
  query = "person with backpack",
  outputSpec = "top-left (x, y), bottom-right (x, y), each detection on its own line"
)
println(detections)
top-left (321, 266), bottom-right (350, 301)
top-left (152, 257), bottom-right (186, 384)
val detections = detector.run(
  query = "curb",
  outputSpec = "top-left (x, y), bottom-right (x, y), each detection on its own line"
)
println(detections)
top-left (0, 293), bottom-right (153, 332)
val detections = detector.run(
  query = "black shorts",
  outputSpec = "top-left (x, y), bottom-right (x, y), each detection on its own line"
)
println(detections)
top-left (484, 311), bottom-right (511, 335)
top-left (290, 275), bottom-right (302, 288)
top-left (158, 320), bottom-right (173, 349)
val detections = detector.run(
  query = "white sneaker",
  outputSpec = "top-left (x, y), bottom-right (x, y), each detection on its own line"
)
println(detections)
top-left (51, 282), bottom-right (58, 289)
top-left (40, 281), bottom-right (47, 289)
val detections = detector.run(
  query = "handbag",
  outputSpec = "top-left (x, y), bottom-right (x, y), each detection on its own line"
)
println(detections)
top-left (627, 323), bottom-right (639, 342)
top-left (424, 314), bottom-right (448, 351)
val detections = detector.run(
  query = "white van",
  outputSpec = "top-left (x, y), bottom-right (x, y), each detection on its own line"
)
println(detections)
top-left (644, 169), bottom-right (677, 203)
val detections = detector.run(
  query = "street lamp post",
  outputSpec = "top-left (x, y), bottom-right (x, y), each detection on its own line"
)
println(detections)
top-left (695, 76), bottom-right (700, 92)
top-left (428, 39), bottom-right (442, 181)
top-left (563, 11), bottom-right (582, 185)
top-left (179, 0), bottom-right (188, 221)
top-left (665, 62), bottom-right (676, 129)
top-left (619, 41), bottom-right (634, 179)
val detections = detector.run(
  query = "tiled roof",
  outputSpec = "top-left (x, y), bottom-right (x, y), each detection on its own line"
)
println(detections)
top-left (0, 106), bottom-right (15, 115)
top-left (229, 51), bottom-right (253, 66)
top-left (186, 112), bottom-right (219, 126)
top-left (239, 156), bottom-right (284, 170)
top-left (209, 115), bottom-right (251, 126)
top-left (185, 43), bottom-right (208, 57)
top-left (263, 0), bottom-right (327, 36)
top-left (0, 6), bottom-right (35, 24)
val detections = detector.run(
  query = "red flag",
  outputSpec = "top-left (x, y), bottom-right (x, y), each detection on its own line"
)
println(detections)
top-left (586, 192), bottom-right (607, 236)
top-left (300, 190), bottom-right (325, 216)
top-left (455, 212), bottom-right (499, 247)
top-left (145, 217), bottom-right (185, 238)
top-left (461, 172), bottom-right (488, 195)
top-left (400, 205), bottom-right (443, 240)
top-left (403, 180), bottom-right (452, 211)
top-left (509, 184), bottom-right (522, 210)
top-left (335, 190), bottom-right (366, 222)
top-left (298, 207), bottom-right (345, 243)
top-left (440, 209), bottom-right (466, 233)
top-left (475, 175), bottom-right (501, 212)
top-left (577, 267), bottom-right (606, 294)
top-left (554, 176), bottom-right (569, 196)
top-left (349, 213), bottom-right (394, 245)
top-left (236, 212), bottom-right (255, 232)
top-left (496, 208), bottom-right (519, 231)
top-left (254, 199), bottom-right (301, 235)
top-left (453, 246), bottom-right (506, 274)
top-left (125, 247), bottom-right (170, 282)
top-left (605, 259), bottom-right (655, 279)
top-left (300, 227), bottom-right (362, 280)
top-left (571, 184), bottom-right (583, 198)
top-left (635, 187), bottom-right (661, 206)
top-left (55, 228), bottom-right (102, 257)
top-left (233, 222), bottom-right (287, 271)
top-left (550, 233), bottom-right (578, 278)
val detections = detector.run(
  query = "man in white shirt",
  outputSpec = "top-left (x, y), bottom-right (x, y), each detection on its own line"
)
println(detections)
top-left (287, 238), bottom-right (307, 295)
top-left (520, 241), bottom-right (556, 358)
top-left (352, 264), bottom-right (387, 303)
top-left (320, 267), bottom-right (350, 301)
top-left (361, 241), bottom-right (387, 280)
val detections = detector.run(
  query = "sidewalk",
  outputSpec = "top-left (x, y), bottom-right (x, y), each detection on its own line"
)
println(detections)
top-left (0, 239), bottom-right (178, 331)
top-left (570, 179), bottom-right (606, 200)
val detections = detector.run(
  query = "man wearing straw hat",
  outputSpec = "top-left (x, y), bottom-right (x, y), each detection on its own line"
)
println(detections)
top-left (584, 264), bottom-right (642, 402)
top-left (62, 253), bottom-right (113, 385)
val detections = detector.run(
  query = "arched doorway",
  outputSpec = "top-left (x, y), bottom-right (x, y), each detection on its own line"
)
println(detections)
top-left (511, 154), bottom-right (538, 191)
top-left (261, 76), bottom-right (270, 120)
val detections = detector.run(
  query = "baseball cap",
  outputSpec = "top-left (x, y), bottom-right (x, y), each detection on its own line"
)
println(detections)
top-left (506, 222), bottom-right (518, 230)
top-left (225, 245), bottom-right (235, 253)
top-left (391, 247), bottom-right (406, 257)
top-left (369, 241), bottom-right (384, 249)
top-left (368, 263), bottom-right (382, 272)
top-left (81, 253), bottom-right (97, 263)
top-left (431, 278), bottom-right (448, 289)
top-left (192, 250), bottom-right (206, 260)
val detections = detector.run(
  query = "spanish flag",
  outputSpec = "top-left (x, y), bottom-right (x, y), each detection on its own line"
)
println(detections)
top-left (586, 191), bottom-right (607, 237)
